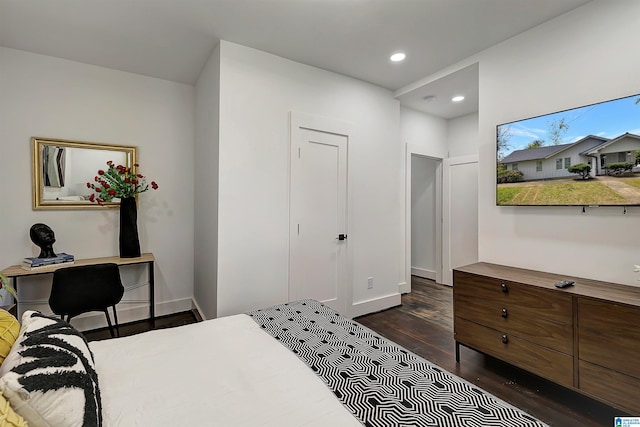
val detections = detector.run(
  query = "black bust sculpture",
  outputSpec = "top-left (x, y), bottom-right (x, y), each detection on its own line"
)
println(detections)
top-left (29, 223), bottom-right (57, 258)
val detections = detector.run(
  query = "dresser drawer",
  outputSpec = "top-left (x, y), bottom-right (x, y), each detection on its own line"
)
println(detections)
top-left (455, 317), bottom-right (573, 387)
top-left (578, 298), bottom-right (640, 378)
top-left (455, 293), bottom-right (572, 354)
top-left (454, 271), bottom-right (572, 324)
top-left (579, 361), bottom-right (640, 414)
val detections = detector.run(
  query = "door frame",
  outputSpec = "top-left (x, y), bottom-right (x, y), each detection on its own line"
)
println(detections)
top-left (289, 111), bottom-right (353, 315)
top-left (404, 144), bottom-right (443, 292)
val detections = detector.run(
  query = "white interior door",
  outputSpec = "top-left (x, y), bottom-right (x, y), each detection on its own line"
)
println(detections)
top-left (289, 114), bottom-right (348, 313)
top-left (442, 155), bottom-right (478, 285)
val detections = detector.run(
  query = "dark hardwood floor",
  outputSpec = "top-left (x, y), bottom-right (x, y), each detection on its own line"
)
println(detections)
top-left (82, 310), bottom-right (201, 342)
top-left (356, 276), bottom-right (623, 427)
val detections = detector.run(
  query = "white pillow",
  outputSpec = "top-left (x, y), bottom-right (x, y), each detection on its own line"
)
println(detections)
top-left (0, 311), bottom-right (101, 427)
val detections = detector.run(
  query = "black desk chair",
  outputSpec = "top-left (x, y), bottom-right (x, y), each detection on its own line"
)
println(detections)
top-left (49, 263), bottom-right (125, 338)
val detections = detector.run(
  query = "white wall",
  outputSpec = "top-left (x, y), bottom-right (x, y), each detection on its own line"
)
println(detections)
top-left (400, 107), bottom-right (448, 158)
top-left (214, 41), bottom-right (402, 318)
top-left (194, 44), bottom-right (221, 320)
top-left (477, 0), bottom-right (640, 285)
top-left (0, 47), bottom-right (196, 328)
top-left (447, 113), bottom-right (478, 157)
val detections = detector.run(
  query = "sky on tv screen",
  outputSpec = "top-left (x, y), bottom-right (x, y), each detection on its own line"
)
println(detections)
top-left (500, 93), bottom-right (640, 154)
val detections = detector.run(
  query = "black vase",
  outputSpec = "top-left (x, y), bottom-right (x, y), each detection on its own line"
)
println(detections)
top-left (119, 197), bottom-right (141, 258)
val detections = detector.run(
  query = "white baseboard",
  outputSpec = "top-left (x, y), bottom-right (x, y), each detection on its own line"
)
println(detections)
top-left (349, 293), bottom-right (401, 319)
top-left (398, 281), bottom-right (410, 294)
top-left (411, 267), bottom-right (435, 280)
top-left (191, 298), bottom-right (207, 321)
top-left (28, 297), bottom-right (194, 332)
top-left (155, 298), bottom-right (194, 318)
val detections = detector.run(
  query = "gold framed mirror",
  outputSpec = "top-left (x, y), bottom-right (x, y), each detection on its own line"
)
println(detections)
top-left (32, 137), bottom-right (137, 210)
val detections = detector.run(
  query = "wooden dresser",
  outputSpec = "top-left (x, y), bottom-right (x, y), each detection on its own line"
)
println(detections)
top-left (453, 262), bottom-right (640, 414)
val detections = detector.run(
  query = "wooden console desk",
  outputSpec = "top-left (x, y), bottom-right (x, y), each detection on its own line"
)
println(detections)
top-left (1, 253), bottom-right (155, 327)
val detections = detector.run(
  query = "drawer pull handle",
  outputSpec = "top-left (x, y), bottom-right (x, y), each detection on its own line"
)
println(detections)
top-left (501, 283), bottom-right (508, 293)
top-left (501, 335), bottom-right (508, 344)
top-left (501, 308), bottom-right (508, 318)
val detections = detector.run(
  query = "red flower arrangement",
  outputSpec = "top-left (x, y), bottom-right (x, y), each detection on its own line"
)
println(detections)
top-left (87, 161), bottom-right (158, 205)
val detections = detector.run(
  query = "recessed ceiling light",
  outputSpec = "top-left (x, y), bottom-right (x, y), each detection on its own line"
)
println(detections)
top-left (390, 52), bottom-right (406, 62)
top-left (451, 95), bottom-right (465, 102)
top-left (423, 95), bottom-right (436, 103)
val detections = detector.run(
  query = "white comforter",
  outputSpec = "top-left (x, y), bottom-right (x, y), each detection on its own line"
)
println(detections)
top-left (89, 314), bottom-right (361, 427)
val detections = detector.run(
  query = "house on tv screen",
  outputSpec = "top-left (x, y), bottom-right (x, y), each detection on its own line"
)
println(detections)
top-left (500, 133), bottom-right (640, 181)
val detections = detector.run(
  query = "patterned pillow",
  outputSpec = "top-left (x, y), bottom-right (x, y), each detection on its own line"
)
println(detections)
top-left (0, 310), bottom-right (20, 364)
top-left (0, 311), bottom-right (101, 427)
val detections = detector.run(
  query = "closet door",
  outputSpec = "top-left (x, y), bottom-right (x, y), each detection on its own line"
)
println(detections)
top-left (289, 112), bottom-right (349, 313)
top-left (442, 155), bottom-right (478, 285)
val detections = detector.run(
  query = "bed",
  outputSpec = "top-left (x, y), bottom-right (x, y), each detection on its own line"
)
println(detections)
top-left (0, 300), bottom-right (548, 426)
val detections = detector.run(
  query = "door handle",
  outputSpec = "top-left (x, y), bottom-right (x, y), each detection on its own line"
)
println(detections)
top-left (337, 234), bottom-right (348, 241)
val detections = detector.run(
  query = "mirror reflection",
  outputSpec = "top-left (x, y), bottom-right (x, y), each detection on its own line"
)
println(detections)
top-left (32, 138), bottom-right (137, 210)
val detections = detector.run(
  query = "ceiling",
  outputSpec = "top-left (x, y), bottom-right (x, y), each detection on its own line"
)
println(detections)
top-left (0, 0), bottom-right (592, 119)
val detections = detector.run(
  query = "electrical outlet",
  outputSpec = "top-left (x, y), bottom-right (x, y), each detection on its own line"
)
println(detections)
top-left (367, 277), bottom-right (373, 289)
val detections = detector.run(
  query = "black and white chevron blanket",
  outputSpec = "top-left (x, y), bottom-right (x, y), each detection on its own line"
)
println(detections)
top-left (248, 300), bottom-right (547, 427)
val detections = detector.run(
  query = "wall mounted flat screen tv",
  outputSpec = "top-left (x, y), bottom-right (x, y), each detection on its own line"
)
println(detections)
top-left (497, 92), bottom-right (640, 206)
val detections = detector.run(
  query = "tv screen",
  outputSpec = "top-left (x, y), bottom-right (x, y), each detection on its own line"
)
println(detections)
top-left (497, 93), bottom-right (640, 206)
